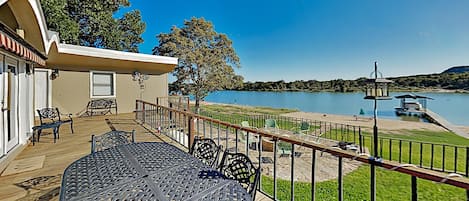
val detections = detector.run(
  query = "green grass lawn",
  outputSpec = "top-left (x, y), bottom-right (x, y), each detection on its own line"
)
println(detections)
top-left (260, 166), bottom-right (466, 201)
top-left (321, 128), bottom-right (469, 174)
top-left (197, 104), bottom-right (298, 115)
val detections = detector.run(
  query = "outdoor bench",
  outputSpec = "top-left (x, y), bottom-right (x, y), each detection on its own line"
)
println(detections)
top-left (85, 98), bottom-right (117, 116)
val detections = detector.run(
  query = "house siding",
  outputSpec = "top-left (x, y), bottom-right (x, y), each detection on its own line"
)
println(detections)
top-left (50, 70), bottom-right (168, 115)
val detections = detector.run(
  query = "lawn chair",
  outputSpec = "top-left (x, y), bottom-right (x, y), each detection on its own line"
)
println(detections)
top-left (264, 119), bottom-right (279, 133)
top-left (240, 121), bottom-right (259, 150)
top-left (295, 121), bottom-right (310, 135)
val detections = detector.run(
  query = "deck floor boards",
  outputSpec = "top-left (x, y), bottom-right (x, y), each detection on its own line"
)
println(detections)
top-left (0, 113), bottom-right (270, 201)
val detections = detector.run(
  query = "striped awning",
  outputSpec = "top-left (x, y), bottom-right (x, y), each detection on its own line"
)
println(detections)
top-left (0, 31), bottom-right (46, 66)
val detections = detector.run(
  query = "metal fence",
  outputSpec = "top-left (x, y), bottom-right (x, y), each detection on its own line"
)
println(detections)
top-left (136, 99), bottom-right (469, 201)
top-left (197, 109), bottom-right (469, 176)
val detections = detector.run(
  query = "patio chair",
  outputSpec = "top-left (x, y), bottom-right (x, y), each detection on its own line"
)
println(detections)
top-left (218, 151), bottom-right (260, 199)
top-left (293, 121), bottom-right (310, 135)
top-left (240, 121), bottom-right (259, 150)
top-left (264, 119), bottom-right (279, 133)
top-left (189, 136), bottom-right (222, 168)
top-left (91, 130), bottom-right (135, 153)
top-left (279, 148), bottom-right (292, 157)
top-left (36, 108), bottom-right (74, 143)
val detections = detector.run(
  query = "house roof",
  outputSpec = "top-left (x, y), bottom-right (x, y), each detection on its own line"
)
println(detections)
top-left (1, 0), bottom-right (178, 74)
top-left (46, 44), bottom-right (178, 75)
top-left (395, 93), bottom-right (434, 100)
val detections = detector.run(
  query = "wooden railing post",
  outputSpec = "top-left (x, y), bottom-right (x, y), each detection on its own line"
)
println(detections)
top-left (142, 103), bottom-right (146, 124)
top-left (135, 100), bottom-right (139, 120)
top-left (188, 115), bottom-right (195, 149)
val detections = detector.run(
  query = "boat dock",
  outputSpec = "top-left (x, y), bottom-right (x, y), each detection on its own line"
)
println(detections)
top-left (424, 109), bottom-right (469, 138)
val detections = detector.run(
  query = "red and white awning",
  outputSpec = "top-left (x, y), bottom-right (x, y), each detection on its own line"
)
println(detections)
top-left (0, 31), bottom-right (46, 66)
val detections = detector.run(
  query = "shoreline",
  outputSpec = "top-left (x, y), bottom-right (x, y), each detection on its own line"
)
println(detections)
top-left (228, 88), bottom-right (469, 94)
top-left (197, 101), bottom-right (469, 133)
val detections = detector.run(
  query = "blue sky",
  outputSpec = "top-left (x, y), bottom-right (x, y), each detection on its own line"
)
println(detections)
top-left (120, 0), bottom-right (469, 82)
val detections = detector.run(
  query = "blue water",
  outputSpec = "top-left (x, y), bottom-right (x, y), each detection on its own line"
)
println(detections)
top-left (202, 91), bottom-right (469, 126)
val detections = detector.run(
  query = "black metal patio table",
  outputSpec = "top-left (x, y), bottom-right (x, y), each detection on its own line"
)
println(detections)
top-left (60, 142), bottom-right (252, 201)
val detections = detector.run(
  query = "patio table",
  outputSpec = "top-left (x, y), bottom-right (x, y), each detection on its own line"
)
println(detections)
top-left (60, 142), bottom-right (252, 201)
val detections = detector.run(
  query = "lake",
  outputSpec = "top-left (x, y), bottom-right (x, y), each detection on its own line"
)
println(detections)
top-left (202, 91), bottom-right (469, 126)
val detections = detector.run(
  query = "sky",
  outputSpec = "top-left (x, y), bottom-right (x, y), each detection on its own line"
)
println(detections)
top-left (119, 0), bottom-right (469, 82)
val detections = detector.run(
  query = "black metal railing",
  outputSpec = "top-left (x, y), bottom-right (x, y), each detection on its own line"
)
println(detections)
top-left (197, 109), bottom-right (469, 176)
top-left (136, 99), bottom-right (469, 201)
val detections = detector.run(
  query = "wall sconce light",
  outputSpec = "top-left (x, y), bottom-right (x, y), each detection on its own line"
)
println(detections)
top-left (50, 69), bottom-right (59, 80)
top-left (26, 63), bottom-right (32, 75)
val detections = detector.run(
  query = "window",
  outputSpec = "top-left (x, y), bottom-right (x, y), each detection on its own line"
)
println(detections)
top-left (90, 71), bottom-right (116, 98)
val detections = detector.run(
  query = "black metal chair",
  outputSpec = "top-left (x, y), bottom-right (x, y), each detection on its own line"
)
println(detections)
top-left (35, 108), bottom-right (74, 142)
top-left (189, 137), bottom-right (222, 168)
top-left (91, 130), bottom-right (135, 153)
top-left (218, 151), bottom-right (261, 199)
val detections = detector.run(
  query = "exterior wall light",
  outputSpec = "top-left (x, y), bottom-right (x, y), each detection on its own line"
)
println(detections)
top-left (51, 69), bottom-right (59, 80)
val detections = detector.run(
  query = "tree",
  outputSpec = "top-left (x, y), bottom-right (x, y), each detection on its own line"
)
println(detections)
top-left (40, 0), bottom-right (79, 44)
top-left (154, 17), bottom-right (242, 112)
top-left (41, 0), bottom-right (145, 52)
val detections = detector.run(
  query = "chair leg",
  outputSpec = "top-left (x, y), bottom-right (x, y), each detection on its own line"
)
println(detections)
top-left (56, 125), bottom-right (61, 139)
top-left (32, 130), bottom-right (35, 146)
top-left (37, 129), bottom-right (42, 142)
top-left (54, 126), bottom-right (59, 143)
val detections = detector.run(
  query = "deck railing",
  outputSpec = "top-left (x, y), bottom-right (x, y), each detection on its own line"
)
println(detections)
top-left (197, 109), bottom-right (469, 176)
top-left (136, 99), bottom-right (469, 200)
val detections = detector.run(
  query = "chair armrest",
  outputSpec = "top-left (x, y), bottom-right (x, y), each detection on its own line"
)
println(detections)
top-left (60, 113), bottom-right (73, 119)
top-left (249, 126), bottom-right (259, 130)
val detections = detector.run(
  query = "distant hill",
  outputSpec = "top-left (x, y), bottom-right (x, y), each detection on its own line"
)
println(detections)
top-left (170, 68), bottom-right (469, 93)
top-left (442, 66), bottom-right (469, 74)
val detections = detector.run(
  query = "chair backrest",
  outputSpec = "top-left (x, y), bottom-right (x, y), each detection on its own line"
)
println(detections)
top-left (241, 121), bottom-right (250, 128)
top-left (37, 108), bottom-right (61, 124)
top-left (218, 151), bottom-right (260, 199)
top-left (264, 119), bottom-right (277, 128)
top-left (91, 130), bottom-right (135, 153)
top-left (239, 121), bottom-right (250, 141)
top-left (299, 121), bottom-right (310, 131)
top-left (189, 137), bottom-right (222, 168)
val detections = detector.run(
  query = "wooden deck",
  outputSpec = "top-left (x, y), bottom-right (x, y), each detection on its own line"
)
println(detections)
top-left (425, 109), bottom-right (469, 138)
top-left (0, 113), bottom-right (271, 201)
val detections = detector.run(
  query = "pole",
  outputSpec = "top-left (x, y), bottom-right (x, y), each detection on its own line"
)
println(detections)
top-left (370, 61), bottom-right (378, 201)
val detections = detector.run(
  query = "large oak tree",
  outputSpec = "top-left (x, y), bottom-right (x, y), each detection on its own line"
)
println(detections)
top-left (154, 17), bottom-right (243, 112)
top-left (41, 0), bottom-right (145, 52)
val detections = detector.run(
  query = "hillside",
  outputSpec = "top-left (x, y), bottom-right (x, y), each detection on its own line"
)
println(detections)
top-left (442, 66), bottom-right (469, 74)
top-left (235, 72), bottom-right (469, 93)
top-left (169, 72), bottom-right (469, 93)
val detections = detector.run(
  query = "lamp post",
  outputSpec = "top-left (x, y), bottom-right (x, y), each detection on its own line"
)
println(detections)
top-left (364, 62), bottom-right (393, 201)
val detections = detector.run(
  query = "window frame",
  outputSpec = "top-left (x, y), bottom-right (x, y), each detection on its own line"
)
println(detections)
top-left (89, 70), bottom-right (116, 98)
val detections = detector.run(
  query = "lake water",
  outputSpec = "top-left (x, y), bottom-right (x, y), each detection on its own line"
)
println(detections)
top-left (202, 91), bottom-right (469, 126)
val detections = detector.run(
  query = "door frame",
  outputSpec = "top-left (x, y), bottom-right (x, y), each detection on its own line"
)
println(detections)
top-left (4, 55), bottom-right (19, 152)
top-left (34, 69), bottom-right (52, 114)
top-left (0, 54), bottom-right (4, 156)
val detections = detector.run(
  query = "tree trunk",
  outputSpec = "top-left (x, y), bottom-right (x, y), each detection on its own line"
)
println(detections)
top-left (195, 95), bottom-right (200, 114)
